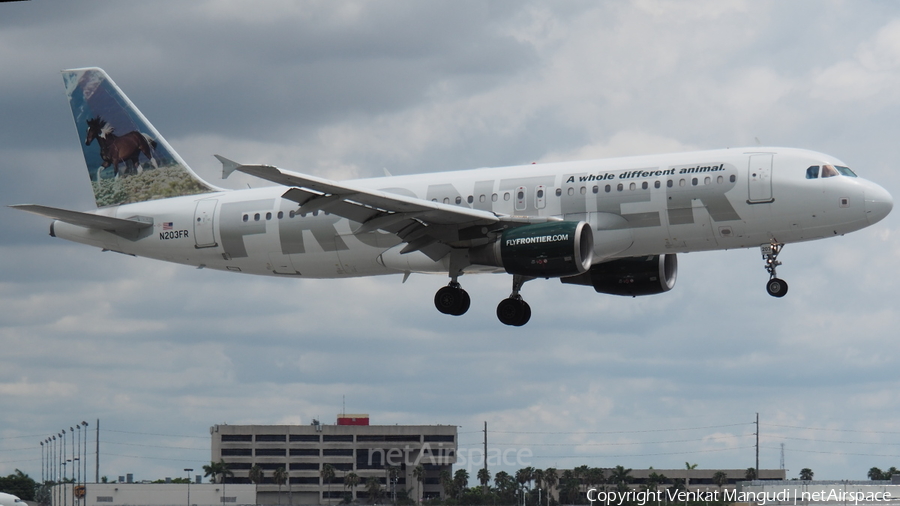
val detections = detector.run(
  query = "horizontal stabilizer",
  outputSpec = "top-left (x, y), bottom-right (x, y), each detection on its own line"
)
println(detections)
top-left (10, 204), bottom-right (153, 240)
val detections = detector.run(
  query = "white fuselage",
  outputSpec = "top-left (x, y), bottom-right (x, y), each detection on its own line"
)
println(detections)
top-left (51, 147), bottom-right (892, 279)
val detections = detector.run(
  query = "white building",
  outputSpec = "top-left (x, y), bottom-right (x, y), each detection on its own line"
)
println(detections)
top-left (51, 483), bottom-right (257, 506)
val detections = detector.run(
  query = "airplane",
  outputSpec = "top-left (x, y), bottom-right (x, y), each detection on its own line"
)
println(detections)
top-left (0, 492), bottom-right (26, 506)
top-left (11, 67), bottom-right (894, 326)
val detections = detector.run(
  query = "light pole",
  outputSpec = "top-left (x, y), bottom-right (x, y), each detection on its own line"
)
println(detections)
top-left (185, 468), bottom-right (193, 506)
top-left (81, 422), bottom-right (88, 486)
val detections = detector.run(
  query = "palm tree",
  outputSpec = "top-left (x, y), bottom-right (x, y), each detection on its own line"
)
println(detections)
top-left (272, 467), bottom-right (288, 505)
top-left (249, 465), bottom-right (264, 496)
top-left (413, 465), bottom-right (426, 503)
top-left (202, 459), bottom-right (233, 484)
top-left (644, 472), bottom-right (667, 493)
top-left (388, 466), bottom-right (402, 504)
top-left (544, 468), bottom-right (558, 500)
top-left (684, 463), bottom-right (698, 490)
top-left (366, 477), bottom-right (383, 504)
top-left (745, 468), bottom-right (757, 481)
top-left (573, 465), bottom-right (589, 495)
top-left (610, 466), bottom-right (632, 493)
top-left (495, 471), bottom-right (516, 504)
top-left (712, 471), bottom-right (728, 489)
top-left (533, 468), bottom-right (545, 499)
top-left (515, 467), bottom-right (532, 497)
top-left (886, 467), bottom-right (899, 479)
top-left (477, 468), bottom-right (491, 494)
top-left (345, 472), bottom-right (360, 502)
top-left (203, 460), bottom-right (233, 505)
top-left (586, 468), bottom-right (605, 493)
top-left (557, 470), bottom-right (578, 505)
top-left (799, 468), bottom-right (814, 481)
top-left (321, 464), bottom-right (336, 504)
top-left (439, 470), bottom-right (454, 500)
top-left (453, 468), bottom-right (469, 499)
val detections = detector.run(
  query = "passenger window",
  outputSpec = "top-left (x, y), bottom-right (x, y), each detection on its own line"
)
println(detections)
top-left (642, 181), bottom-right (648, 190)
top-left (580, 186), bottom-right (586, 195)
top-left (567, 187), bottom-right (574, 196)
top-left (555, 188), bottom-right (562, 197)
top-left (629, 182), bottom-right (636, 191)
top-left (467, 195), bottom-right (474, 204)
top-left (717, 176), bottom-right (723, 184)
top-left (691, 178), bottom-right (698, 186)
top-left (806, 166), bottom-right (819, 179)
top-left (266, 212), bottom-right (272, 220)
top-left (537, 189), bottom-right (544, 198)
top-left (592, 185), bottom-right (599, 194)
top-left (822, 164), bottom-right (839, 178)
top-left (492, 193), bottom-right (498, 202)
top-left (242, 214), bottom-right (249, 222)
top-left (730, 174), bottom-right (736, 183)
top-left (455, 196), bottom-right (462, 204)
top-left (277, 211), bottom-right (283, 219)
top-left (667, 180), bottom-right (673, 188)
top-left (479, 194), bottom-right (486, 203)
top-left (704, 177), bottom-right (710, 185)
top-left (443, 197), bottom-right (450, 204)
top-left (654, 181), bottom-right (660, 189)
top-left (679, 179), bottom-right (686, 187)
top-left (617, 183), bottom-right (623, 191)
top-left (254, 213), bottom-right (260, 221)
top-left (505, 192), bottom-right (511, 201)
top-left (605, 184), bottom-right (611, 193)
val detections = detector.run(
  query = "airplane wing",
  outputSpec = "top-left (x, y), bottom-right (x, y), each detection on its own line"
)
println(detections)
top-left (218, 156), bottom-right (552, 258)
top-left (11, 204), bottom-right (153, 240)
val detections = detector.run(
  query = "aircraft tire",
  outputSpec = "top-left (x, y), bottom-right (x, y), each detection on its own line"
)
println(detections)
top-left (766, 278), bottom-right (788, 298)
top-left (434, 285), bottom-right (469, 316)
top-left (497, 298), bottom-right (531, 326)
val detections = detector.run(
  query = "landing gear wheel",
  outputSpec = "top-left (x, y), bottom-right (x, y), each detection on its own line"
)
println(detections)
top-left (766, 278), bottom-right (788, 298)
top-left (761, 242), bottom-right (789, 298)
top-left (434, 285), bottom-right (470, 316)
top-left (497, 297), bottom-right (531, 326)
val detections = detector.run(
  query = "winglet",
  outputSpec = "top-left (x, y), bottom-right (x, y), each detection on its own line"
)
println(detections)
top-left (215, 155), bottom-right (242, 179)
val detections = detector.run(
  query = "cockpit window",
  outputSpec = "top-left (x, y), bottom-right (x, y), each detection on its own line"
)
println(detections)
top-left (835, 165), bottom-right (858, 177)
top-left (821, 164), bottom-right (839, 178)
top-left (806, 166), bottom-right (819, 179)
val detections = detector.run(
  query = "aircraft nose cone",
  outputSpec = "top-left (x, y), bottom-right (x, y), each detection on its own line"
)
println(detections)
top-left (865, 183), bottom-right (893, 225)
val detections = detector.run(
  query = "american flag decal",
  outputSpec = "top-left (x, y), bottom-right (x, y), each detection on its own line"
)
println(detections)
top-left (162, 222), bottom-right (173, 230)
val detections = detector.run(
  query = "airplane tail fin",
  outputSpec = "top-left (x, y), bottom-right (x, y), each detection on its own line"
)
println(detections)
top-left (62, 67), bottom-right (217, 207)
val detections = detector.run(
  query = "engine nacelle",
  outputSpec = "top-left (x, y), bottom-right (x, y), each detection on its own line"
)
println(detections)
top-left (561, 254), bottom-right (677, 296)
top-left (469, 221), bottom-right (594, 278)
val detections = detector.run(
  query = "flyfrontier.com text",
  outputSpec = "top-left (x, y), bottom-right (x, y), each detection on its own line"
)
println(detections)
top-left (565, 163), bottom-right (726, 183)
top-left (505, 234), bottom-right (569, 246)
top-left (586, 488), bottom-right (893, 506)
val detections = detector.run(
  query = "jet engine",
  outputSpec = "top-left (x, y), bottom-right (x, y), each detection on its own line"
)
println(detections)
top-left (561, 254), bottom-right (677, 296)
top-left (469, 221), bottom-right (594, 277)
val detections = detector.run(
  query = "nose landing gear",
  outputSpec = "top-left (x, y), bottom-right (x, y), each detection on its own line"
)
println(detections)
top-left (762, 242), bottom-right (788, 297)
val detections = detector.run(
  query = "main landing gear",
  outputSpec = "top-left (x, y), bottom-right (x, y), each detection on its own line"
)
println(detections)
top-left (496, 275), bottom-right (533, 327)
top-left (432, 274), bottom-right (534, 326)
top-left (434, 282), bottom-right (471, 316)
top-left (762, 242), bottom-right (788, 298)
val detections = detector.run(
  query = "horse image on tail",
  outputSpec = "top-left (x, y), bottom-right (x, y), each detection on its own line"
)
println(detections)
top-left (85, 116), bottom-right (159, 180)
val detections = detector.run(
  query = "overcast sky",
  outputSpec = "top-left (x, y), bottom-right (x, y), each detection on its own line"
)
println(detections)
top-left (3, 0), bottom-right (900, 486)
